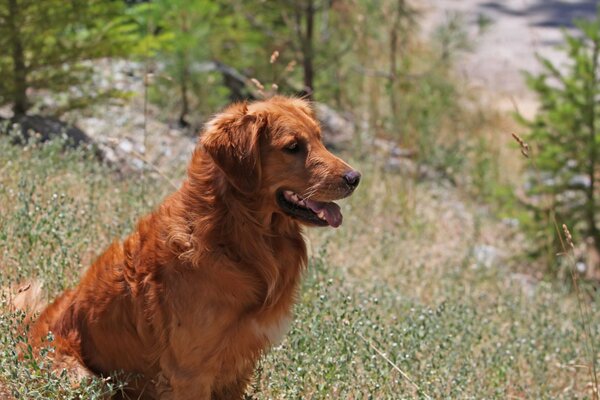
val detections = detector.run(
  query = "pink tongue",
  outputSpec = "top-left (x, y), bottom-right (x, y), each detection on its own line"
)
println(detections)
top-left (305, 199), bottom-right (343, 228)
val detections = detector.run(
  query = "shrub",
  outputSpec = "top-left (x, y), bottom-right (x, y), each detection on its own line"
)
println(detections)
top-left (520, 7), bottom-right (600, 268)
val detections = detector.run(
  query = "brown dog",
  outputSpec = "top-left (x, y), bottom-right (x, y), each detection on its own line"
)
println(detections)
top-left (23, 96), bottom-right (360, 399)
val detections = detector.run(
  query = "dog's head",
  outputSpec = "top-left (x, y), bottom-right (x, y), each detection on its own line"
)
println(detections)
top-left (201, 96), bottom-right (360, 228)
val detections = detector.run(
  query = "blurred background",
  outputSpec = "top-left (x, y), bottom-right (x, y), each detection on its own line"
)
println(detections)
top-left (1, 0), bottom-right (600, 398)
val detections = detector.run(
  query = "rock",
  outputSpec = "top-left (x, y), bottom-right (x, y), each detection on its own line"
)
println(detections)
top-left (510, 273), bottom-right (537, 297)
top-left (568, 174), bottom-right (590, 189)
top-left (117, 139), bottom-right (134, 154)
top-left (385, 157), bottom-right (418, 175)
top-left (313, 102), bottom-right (354, 149)
top-left (472, 244), bottom-right (505, 269)
top-left (373, 138), bottom-right (416, 158)
top-left (192, 61), bottom-right (257, 102)
top-left (5, 115), bottom-right (93, 148)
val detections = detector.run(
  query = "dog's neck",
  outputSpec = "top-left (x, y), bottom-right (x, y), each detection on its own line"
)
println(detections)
top-left (160, 149), bottom-right (306, 307)
top-left (167, 149), bottom-right (304, 263)
top-left (198, 150), bottom-right (298, 230)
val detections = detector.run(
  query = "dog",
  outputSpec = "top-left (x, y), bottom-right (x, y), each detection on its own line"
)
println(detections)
top-left (19, 96), bottom-right (360, 399)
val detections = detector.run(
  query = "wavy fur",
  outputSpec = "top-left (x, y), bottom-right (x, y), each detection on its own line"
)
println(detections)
top-left (23, 96), bottom-right (358, 399)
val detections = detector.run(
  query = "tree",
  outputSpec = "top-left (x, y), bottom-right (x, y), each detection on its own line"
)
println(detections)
top-left (0, 0), bottom-right (135, 117)
top-left (290, 0), bottom-right (316, 99)
top-left (233, 0), bottom-right (354, 101)
top-left (385, 0), bottom-right (416, 142)
top-left (133, 0), bottom-right (265, 126)
top-left (135, 0), bottom-right (220, 127)
top-left (523, 9), bottom-right (600, 257)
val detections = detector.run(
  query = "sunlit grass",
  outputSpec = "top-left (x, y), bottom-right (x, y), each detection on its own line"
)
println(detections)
top-left (0, 137), bottom-right (598, 399)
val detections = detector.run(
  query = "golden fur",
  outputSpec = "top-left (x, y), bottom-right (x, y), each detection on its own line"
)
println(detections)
top-left (20, 96), bottom-right (359, 399)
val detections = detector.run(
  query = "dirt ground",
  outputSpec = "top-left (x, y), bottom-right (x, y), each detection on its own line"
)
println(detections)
top-left (419, 0), bottom-right (597, 116)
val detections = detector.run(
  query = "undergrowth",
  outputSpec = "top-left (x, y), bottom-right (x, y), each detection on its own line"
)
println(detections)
top-left (0, 137), bottom-right (598, 398)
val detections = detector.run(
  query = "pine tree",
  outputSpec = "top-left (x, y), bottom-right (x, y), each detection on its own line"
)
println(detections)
top-left (0, 0), bottom-right (136, 116)
top-left (523, 9), bottom-right (600, 257)
top-left (137, 0), bottom-right (221, 127)
top-left (239, 0), bottom-right (355, 101)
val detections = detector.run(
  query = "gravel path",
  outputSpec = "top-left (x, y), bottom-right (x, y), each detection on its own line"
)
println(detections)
top-left (419, 0), bottom-right (597, 114)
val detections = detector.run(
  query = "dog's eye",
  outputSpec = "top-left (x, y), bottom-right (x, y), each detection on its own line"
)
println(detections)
top-left (284, 142), bottom-right (299, 154)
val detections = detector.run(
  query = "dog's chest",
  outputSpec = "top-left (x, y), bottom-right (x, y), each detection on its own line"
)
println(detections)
top-left (251, 313), bottom-right (292, 345)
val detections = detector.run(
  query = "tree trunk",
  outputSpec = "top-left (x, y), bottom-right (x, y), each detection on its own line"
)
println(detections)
top-left (179, 59), bottom-right (190, 128)
top-left (301, 0), bottom-right (315, 99)
top-left (389, 0), bottom-right (406, 144)
top-left (586, 37), bottom-right (600, 250)
top-left (389, 2), bottom-right (399, 130)
top-left (178, 12), bottom-right (191, 128)
top-left (7, 0), bottom-right (28, 116)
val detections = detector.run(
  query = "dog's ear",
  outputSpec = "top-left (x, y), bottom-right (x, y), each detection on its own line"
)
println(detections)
top-left (201, 103), bottom-right (267, 194)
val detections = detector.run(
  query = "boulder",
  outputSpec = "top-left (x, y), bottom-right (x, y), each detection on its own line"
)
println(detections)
top-left (5, 114), bottom-right (93, 148)
top-left (313, 102), bottom-right (354, 149)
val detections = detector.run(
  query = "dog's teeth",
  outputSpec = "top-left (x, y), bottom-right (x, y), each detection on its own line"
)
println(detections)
top-left (317, 211), bottom-right (325, 219)
top-left (283, 191), bottom-right (307, 207)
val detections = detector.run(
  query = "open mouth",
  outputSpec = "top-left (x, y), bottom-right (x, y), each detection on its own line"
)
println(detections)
top-left (276, 190), bottom-right (343, 228)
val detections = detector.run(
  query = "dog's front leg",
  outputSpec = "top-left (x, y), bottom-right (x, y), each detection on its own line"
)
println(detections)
top-left (155, 368), bottom-right (214, 400)
top-left (210, 364), bottom-right (254, 400)
top-left (157, 351), bottom-right (215, 400)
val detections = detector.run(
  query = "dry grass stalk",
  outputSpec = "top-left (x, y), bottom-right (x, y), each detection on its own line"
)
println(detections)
top-left (357, 332), bottom-right (432, 399)
top-left (250, 78), bottom-right (266, 98)
top-left (560, 223), bottom-right (600, 400)
top-left (512, 132), bottom-right (599, 399)
top-left (285, 60), bottom-right (296, 73)
top-left (250, 78), bottom-right (265, 91)
top-left (130, 150), bottom-right (179, 191)
top-left (562, 224), bottom-right (575, 250)
top-left (511, 133), bottom-right (529, 158)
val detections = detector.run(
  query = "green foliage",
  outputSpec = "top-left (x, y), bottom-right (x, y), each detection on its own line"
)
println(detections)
top-left (233, 0), bottom-right (356, 99)
top-left (133, 0), bottom-right (356, 125)
top-left (521, 9), bottom-right (600, 263)
top-left (131, 0), bottom-right (229, 125)
top-left (0, 0), bottom-right (138, 116)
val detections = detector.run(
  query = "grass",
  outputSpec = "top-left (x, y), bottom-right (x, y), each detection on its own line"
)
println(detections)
top-left (0, 135), bottom-right (599, 399)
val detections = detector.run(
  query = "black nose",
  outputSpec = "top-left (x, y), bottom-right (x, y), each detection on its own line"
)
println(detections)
top-left (343, 170), bottom-right (361, 189)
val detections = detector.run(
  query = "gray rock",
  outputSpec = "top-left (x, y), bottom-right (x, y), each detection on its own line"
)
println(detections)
top-left (473, 244), bottom-right (505, 269)
top-left (314, 102), bottom-right (354, 149)
top-left (385, 157), bottom-right (418, 175)
top-left (510, 273), bottom-right (538, 297)
top-left (6, 115), bottom-right (92, 148)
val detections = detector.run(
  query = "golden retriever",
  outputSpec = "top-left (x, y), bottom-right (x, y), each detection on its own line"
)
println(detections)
top-left (20, 96), bottom-right (360, 399)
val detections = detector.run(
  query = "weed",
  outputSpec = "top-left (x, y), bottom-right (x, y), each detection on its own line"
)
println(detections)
top-left (1, 136), bottom-right (598, 398)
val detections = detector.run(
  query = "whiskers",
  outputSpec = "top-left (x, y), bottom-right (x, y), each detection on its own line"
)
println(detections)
top-left (300, 174), bottom-right (348, 202)
top-left (301, 182), bottom-right (322, 201)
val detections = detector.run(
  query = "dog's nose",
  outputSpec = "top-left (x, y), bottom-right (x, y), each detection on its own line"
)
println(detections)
top-left (343, 170), bottom-right (361, 189)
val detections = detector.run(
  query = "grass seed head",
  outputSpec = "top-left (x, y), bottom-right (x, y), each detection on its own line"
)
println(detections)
top-left (511, 133), bottom-right (530, 158)
top-left (250, 78), bottom-right (264, 91)
top-left (285, 60), bottom-right (297, 73)
top-left (562, 224), bottom-right (575, 250)
top-left (270, 50), bottom-right (280, 64)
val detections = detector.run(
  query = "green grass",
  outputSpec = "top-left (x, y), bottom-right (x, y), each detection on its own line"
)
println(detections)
top-left (0, 136), bottom-right (598, 399)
